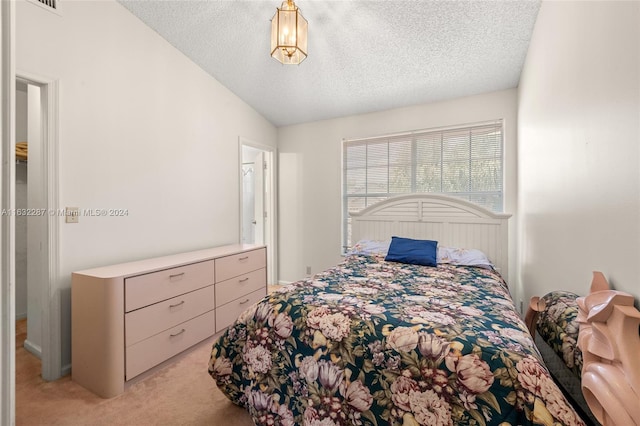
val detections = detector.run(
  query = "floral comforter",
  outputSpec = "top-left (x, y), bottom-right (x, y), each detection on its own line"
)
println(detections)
top-left (208, 255), bottom-right (584, 426)
top-left (536, 291), bottom-right (583, 377)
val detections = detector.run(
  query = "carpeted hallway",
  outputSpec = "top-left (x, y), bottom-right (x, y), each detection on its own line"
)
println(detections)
top-left (15, 319), bottom-right (254, 425)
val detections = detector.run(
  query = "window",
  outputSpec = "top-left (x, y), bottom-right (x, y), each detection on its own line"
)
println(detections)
top-left (342, 120), bottom-right (503, 248)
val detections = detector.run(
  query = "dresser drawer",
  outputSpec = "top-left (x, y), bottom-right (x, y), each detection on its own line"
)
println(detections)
top-left (215, 248), bottom-right (266, 283)
top-left (215, 288), bottom-right (266, 332)
top-left (125, 260), bottom-right (214, 312)
top-left (125, 285), bottom-right (215, 347)
top-left (216, 268), bottom-right (266, 307)
top-left (125, 310), bottom-right (215, 380)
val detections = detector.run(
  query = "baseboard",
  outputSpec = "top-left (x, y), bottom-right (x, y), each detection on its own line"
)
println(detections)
top-left (277, 280), bottom-right (293, 285)
top-left (61, 363), bottom-right (71, 377)
top-left (15, 312), bottom-right (27, 321)
top-left (23, 338), bottom-right (42, 359)
top-left (24, 340), bottom-right (72, 379)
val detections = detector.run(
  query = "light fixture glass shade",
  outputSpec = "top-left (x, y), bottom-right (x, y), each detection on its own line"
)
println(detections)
top-left (270, 0), bottom-right (307, 65)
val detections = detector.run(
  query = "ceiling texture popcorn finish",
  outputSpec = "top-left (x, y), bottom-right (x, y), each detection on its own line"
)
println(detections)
top-left (118, 0), bottom-right (541, 127)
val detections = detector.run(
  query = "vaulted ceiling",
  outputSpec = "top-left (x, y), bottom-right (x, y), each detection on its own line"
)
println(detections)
top-left (119, 0), bottom-right (541, 127)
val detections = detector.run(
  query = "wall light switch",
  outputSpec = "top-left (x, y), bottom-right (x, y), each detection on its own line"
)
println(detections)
top-left (65, 207), bottom-right (79, 223)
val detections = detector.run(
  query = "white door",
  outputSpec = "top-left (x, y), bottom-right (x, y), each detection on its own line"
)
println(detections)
top-left (253, 152), bottom-right (265, 245)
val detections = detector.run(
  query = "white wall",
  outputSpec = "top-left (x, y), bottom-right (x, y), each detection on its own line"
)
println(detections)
top-left (278, 89), bottom-right (520, 296)
top-left (16, 84), bottom-right (27, 142)
top-left (15, 86), bottom-right (27, 320)
top-left (26, 84), bottom-right (43, 358)
top-left (16, 0), bottom-right (276, 371)
top-left (15, 163), bottom-right (27, 319)
top-left (518, 1), bottom-right (640, 303)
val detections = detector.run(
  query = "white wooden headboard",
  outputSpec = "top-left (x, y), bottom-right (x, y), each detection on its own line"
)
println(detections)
top-left (350, 194), bottom-right (512, 277)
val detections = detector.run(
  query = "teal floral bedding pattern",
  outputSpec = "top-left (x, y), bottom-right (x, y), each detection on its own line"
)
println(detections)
top-left (209, 255), bottom-right (584, 426)
top-left (536, 291), bottom-right (583, 377)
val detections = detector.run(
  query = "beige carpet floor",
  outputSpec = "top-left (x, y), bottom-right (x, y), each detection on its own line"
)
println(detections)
top-left (16, 319), bottom-right (254, 425)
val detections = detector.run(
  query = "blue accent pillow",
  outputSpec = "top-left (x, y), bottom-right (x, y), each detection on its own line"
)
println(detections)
top-left (384, 236), bottom-right (438, 266)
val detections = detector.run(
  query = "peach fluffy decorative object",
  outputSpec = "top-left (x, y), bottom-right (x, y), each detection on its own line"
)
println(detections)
top-left (576, 271), bottom-right (640, 426)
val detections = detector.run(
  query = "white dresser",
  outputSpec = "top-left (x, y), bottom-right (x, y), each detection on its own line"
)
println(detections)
top-left (71, 244), bottom-right (266, 398)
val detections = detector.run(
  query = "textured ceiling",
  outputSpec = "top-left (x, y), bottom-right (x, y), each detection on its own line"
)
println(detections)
top-left (118, 0), bottom-right (540, 127)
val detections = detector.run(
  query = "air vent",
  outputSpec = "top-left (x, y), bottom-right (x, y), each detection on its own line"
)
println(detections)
top-left (37, 0), bottom-right (57, 9)
top-left (26, 0), bottom-right (61, 15)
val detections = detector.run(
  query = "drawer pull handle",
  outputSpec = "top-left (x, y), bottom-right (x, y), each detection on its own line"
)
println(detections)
top-left (169, 300), bottom-right (185, 308)
top-left (169, 272), bottom-right (185, 280)
top-left (239, 277), bottom-right (249, 283)
top-left (170, 329), bottom-right (186, 337)
top-left (239, 298), bottom-right (250, 305)
top-left (238, 256), bottom-right (249, 261)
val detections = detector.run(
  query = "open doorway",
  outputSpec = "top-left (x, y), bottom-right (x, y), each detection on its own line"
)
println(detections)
top-left (14, 73), bottom-right (60, 383)
top-left (15, 80), bottom-right (44, 362)
top-left (240, 138), bottom-right (276, 285)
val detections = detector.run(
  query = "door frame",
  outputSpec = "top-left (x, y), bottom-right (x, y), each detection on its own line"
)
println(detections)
top-left (16, 70), bottom-right (61, 382)
top-left (1, 1), bottom-right (16, 422)
top-left (239, 137), bottom-right (277, 285)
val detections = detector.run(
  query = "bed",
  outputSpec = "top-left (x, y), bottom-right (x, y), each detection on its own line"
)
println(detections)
top-left (208, 194), bottom-right (586, 425)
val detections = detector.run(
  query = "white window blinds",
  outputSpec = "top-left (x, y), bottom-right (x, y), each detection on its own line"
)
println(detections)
top-left (342, 120), bottom-right (504, 247)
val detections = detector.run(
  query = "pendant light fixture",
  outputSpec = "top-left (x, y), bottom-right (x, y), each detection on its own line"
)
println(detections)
top-left (270, 0), bottom-right (308, 65)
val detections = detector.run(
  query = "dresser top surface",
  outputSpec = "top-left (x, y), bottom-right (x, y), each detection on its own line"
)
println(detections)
top-left (72, 244), bottom-right (265, 279)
